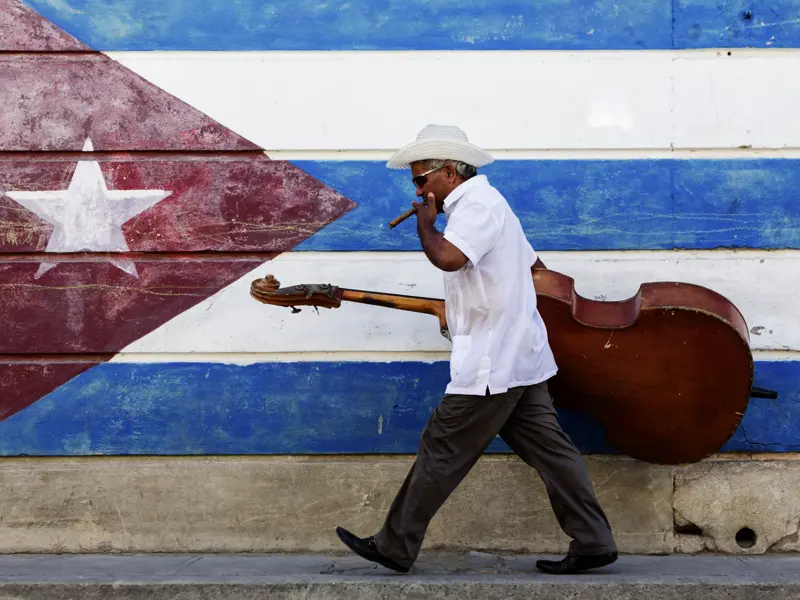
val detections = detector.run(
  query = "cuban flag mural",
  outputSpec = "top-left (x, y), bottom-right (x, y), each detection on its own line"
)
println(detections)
top-left (0, 0), bottom-right (798, 458)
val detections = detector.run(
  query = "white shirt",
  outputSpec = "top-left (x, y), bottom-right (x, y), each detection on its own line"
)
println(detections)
top-left (440, 174), bottom-right (558, 395)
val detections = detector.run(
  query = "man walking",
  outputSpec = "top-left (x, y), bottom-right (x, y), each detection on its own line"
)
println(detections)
top-left (335, 124), bottom-right (618, 575)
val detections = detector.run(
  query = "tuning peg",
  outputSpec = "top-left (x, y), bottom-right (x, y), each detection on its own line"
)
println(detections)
top-left (263, 274), bottom-right (280, 292)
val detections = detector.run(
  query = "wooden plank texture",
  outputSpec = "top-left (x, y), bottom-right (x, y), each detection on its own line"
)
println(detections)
top-left (107, 50), bottom-right (800, 152)
top-left (0, 157), bottom-right (356, 252)
top-left (0, 54), bottom-right (258, 151)
top-left (291, 159), bottom-right (800, 251)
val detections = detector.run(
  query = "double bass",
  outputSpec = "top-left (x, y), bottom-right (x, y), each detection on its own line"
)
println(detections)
top-left (249, 260), bottom-right (776, 466)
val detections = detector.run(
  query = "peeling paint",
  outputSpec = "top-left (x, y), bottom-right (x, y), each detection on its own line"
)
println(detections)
top-left (0, 158), bottom-right (355, 253)
top-left (293, 160), bottom-right (800, 252)
top-left (0, 0), bottom-right (86, 50)
top-left (20, 0), bottom-right (672, 50)
top-left (0, 54), bottom-right (258, 151)
top-left (7, 139), bottom-right (171, 278)
top-left (17, 0), bottom-right (800, 51)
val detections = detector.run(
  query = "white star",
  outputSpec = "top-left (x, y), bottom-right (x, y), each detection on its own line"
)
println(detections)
top-left (6, 139), bottom-right (171, 278)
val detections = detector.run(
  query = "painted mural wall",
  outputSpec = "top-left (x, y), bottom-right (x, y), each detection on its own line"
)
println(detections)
top-left (0, 0), bottom-right (798, 457)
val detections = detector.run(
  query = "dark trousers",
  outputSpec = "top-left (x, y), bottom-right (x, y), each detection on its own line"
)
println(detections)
top-left (373, 380), bottom-right (617, 568)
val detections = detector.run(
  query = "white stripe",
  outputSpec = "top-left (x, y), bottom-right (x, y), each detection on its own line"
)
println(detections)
top-left (755, 351), bottom-right (800, 361)
top-left (108, 49), bottom-right (800, 152)
top-left (106, 349), bottom-right (797, 365)
top-left (116, 250), bottom-right (800, 356)
top-left (108, 351), bottom-right (451, 364)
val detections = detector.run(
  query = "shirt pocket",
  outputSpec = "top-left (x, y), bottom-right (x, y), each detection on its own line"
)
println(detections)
top-left (527, 313), bottom-right (549, 353)
top-left (449, 335), bottom-right (491, 390)
top-left (449, 335), bottom-right (473, 387)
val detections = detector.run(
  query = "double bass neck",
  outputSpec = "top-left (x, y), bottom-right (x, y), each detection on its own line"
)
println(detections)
top-left (339, 288), bottom-right (447, 333)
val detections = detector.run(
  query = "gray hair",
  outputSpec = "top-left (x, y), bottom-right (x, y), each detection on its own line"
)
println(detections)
top-left (420, 159), bottom-right (477, 180)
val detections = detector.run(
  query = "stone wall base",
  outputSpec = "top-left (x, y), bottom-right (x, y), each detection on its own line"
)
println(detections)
top-left (0, 454), bottom-right (797, 554)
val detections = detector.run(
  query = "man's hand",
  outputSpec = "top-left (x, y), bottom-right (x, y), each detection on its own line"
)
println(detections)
top-left (411, 193), bottom-right (438, 229)
top-left (413, 192), bottom-right (468, 272)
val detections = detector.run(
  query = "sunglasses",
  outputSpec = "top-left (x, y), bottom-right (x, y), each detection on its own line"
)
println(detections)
top-left (412, 166), bottom-right (444, 189)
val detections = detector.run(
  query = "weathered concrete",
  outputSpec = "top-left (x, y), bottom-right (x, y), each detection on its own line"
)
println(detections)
top-left (0, 455), bottom-right (672, 554)
top-left (674, 456), bottom-right (800, 554)
top-left (4, 454), bottom-right (800, 556)
top-left (2, 553), bottom-right (800, 599)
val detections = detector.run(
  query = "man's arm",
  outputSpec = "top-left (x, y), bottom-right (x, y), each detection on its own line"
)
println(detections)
top-left (412, 195), bottom-right (468, 272)
top-left (417, 220), bottom-right (468, 272)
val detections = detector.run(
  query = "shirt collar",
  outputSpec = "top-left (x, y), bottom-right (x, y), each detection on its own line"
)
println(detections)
top-left (443, 174), bottom-right (489, 213)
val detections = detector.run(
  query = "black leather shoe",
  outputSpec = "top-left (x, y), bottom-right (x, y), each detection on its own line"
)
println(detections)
top-left (335, 527), bottom-right (410, 573)
top-left (535, 551), bottom-right (618, 574)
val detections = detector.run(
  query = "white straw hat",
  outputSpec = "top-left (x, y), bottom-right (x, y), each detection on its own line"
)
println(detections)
top-left (386, 124), bottom-right (494, 170)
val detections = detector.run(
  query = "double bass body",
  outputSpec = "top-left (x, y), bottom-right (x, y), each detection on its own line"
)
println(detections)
top-left (532, 267), bottom-right (754, 465)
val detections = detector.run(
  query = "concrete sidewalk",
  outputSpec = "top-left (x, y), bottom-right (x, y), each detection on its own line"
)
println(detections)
top-left (1, 552), bottom-right (800, 598)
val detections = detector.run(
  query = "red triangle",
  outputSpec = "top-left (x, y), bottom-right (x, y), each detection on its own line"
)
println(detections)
top-left (0, 0), bottom-right (88, 51)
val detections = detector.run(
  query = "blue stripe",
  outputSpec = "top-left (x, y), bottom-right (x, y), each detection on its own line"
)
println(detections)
top-left (23, 0), bottom-right (671, 51)
top-left (21, 0), bottom-right (800, 50)
top-left (0, 360), bottom-right (795, 456)
top-left (675, 0), bottom-right (800, 49)
top-left (294, 159), bottom-right (800, 251)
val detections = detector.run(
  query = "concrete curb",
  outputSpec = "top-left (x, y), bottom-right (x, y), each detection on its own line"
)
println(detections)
top-left (2, 553), bottom-right (800, 599)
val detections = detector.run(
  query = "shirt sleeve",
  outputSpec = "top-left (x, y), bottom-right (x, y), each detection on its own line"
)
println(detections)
top-left (528, 240), bottom-right (538, 267)
top-left (443, 198), bottom-right (503, 267)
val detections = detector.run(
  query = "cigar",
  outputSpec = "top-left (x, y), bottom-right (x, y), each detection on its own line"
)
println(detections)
top-left (388, 206), bottom-right (417, 229)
